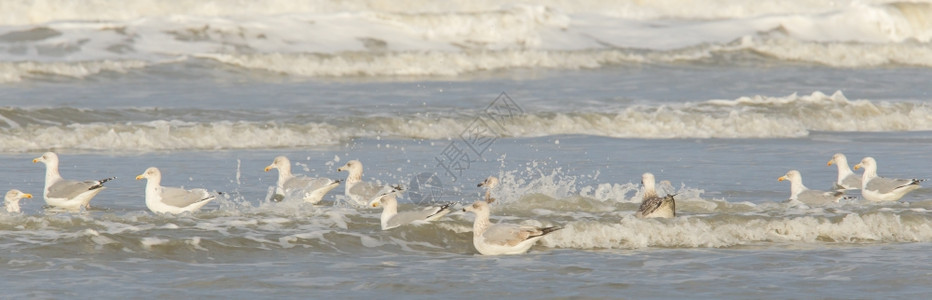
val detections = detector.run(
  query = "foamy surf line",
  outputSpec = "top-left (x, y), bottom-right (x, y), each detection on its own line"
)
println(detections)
top-left (2, 41), bottom-right (931, 83)
top-left (3, 204), bottom-right (932, 252)
top-left (543, 211), bottom-right (932, 249)
top-left (1, 1), bottom-right (932, 82)
top-left (1, 166), bottom-right (930, 253)
top-left (2, 91), bottom-right (931, 152)
top-left (0, 60), bottom-right (151, 83)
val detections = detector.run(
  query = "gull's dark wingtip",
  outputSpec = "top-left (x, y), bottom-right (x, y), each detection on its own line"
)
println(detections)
top-left (539, 226), bottom-right (563, 236)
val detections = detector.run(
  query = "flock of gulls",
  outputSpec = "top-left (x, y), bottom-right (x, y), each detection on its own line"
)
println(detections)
top-left (2, 152), bottom-right (926, 255)
top-left (780, 153), bottom-right (924, 205)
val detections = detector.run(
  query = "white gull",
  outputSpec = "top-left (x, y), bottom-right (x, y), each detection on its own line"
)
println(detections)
top-left (264, 156), bottom-right (341, 204)
top-left (4, 189), bottom-right (33, 213)
top-left (828, 153), bottom-right (861, 190)
top-left (337, 160), bottom-right (395, 206)
top-left (477, 176), bottom-right (500, 202)
top-left (33, 152), bottom-right (114, 211)
top-left (853, 157), bottom-right (923, 202)
top-left (462, 197), bottom-right (561, 255)
top-left (136, 167), bottom-right (216, 214)
top-left (368, 188), bottom-right (455, 230)
top-left (778, 170), bottom-right (847, 205)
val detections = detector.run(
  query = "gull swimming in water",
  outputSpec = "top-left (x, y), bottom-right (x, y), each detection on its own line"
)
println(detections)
top-left (337, 160), bottom-right (395, 206)
top-left (828, 153), bottom-right (861, 190)
top-left (264, 156), bottom-right (341, 204)
top-left (368, 188), bottom-right (455, 230)
top-left (33, 152), bottom-right (114, 211)
top-left (778, 170), bottom-right (847, 205)
top-left (136, 167), bottom-right (217, 214)
top-left (635, 173), bottom-right (676, 218)
top-left (4, 189), bottom-right (33, 213)
top-left (477, 176), bottom-right (500, 202)
top-left (462, 198), bottom-right (562, 255)
top-left (853, 157), bottom-right (923, 202)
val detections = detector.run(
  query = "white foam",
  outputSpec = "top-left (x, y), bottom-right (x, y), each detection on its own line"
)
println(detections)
top-left (278, 231), bottom-right (329, 249)
top-left (1, 1), bottom-right (930, 82)
top-left (140, 236), bottom-right (170, 249)
top-left (1, 186), bottom-right (930, 255)
top-left (0, 0), bottom-right (900, 26)
top-left (2, 91), bottom-right (932, 152)
top-left (195, 50), bottom-right (638, 77)
top-left (91, 234), bottom-right (118, 246)
top-left (187, 236), bottom-right (208, 251)
top-left (359, 234), bottom-right (384, 248)
top-left (0, 60), bottom-right (149, 83)
top-left (0, 120), bottom-right (346, 152)
top-left (542, 211), bottom-right (932, 249)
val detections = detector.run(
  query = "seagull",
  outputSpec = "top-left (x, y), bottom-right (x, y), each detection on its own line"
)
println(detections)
top-left (635, 173), bottom-right (676, 218)
top-left (853, 157), bottom-right (923, 202)
top-left (778, 170), bottom-right (847, 205)
top-left (828, 153), bottom-right (861, 190)
top-left (264, 156), bottom-right (341, 204)
top-left (33, 152), bottom-right (114, 211)
top-left (136, 167), bottom-right (216, 214)
top-left (337, 160), bottom-right (395, 206)
top-left (477, 176), bottom-right (499, 202)
top-left (368, 188), bottom-right (455, 230)
top-left (4, 189), bottom-right (33, 213)
top-left (462, 198), bottom-right (562, 255)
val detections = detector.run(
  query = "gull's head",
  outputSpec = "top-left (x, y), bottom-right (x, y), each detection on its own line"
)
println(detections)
top-left (136, 167), bottom-right (161, 181)
top-left (828, 153), bottom-right (848, 166)
top-left (641, 172), bottom-right (656, 186)
top-left (369, 192), bottom-right (396, 208)
top-left (5, 189), bottom-right (32, 202)
top-left (265, 156), bottom-right (289, 172)
top-left (462, 199), bottom-right (490, 214)
top-left (853, 157), bottom-right (876, 171)
top-left (33, 152), bottom-right (58, 164)
top-left (337, 160), bottom-right (362, 173)
top-left (778, 170), bottom-right (801, 182)
top-left (477, 176), bottom-right (499, 189)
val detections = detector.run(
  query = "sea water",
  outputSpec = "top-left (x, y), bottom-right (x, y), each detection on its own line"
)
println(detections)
top-left (2, 1), bottom-right (932, 298)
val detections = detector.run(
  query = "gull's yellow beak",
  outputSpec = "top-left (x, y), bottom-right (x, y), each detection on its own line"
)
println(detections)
top-left (32, 158), bottom-right (39, 163)
top-left (135, 174), bottom-right (145, 180)
top-left (23, 193), bottom-right (32, 199)
top-left (371, 201), bottom-right (380, 208)
top-left (264, 166), bottom-right (273, 172)
top-left (853, 164), bottom-right (862, 170)
top-left (827, 160), bottom-right (834, 166)
top-left (778, 176), bottom-right (787, 182)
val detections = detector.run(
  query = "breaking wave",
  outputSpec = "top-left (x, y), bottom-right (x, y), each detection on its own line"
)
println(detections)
top-left (1, 91), bottom-right (930, 152)
top-left (1, 1), bottom-right (930, 82)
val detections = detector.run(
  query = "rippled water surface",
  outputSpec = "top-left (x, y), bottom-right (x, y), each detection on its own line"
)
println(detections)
top-left (3, 0), bottom-right (932, 298)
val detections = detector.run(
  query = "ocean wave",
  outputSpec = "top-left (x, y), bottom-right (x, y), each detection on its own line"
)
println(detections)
top-left (1, 1), bottom-right (930, 82)
top-left (1, 39), bottom-right (929, 83)
top-left (0, 60), bottom-right (149, 83)
top-left (543, 211), bottom-right (932, 249)
top-left (0, 0), bottom-right (878, 26)
top-left (0, 120), bottom-right (349, 152)
top-left (2, 166), bottom-right (930, 255)
top-left (194, 50), bottom-right (648, 77)
top-left (0, 37), bottom-right (932, 83)
top-left (1, 91), bottom-right (931, 152)
top-left (3, 198), bottom-right (931, 255)
top-left (745, 36), bottom-right (932, 68)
